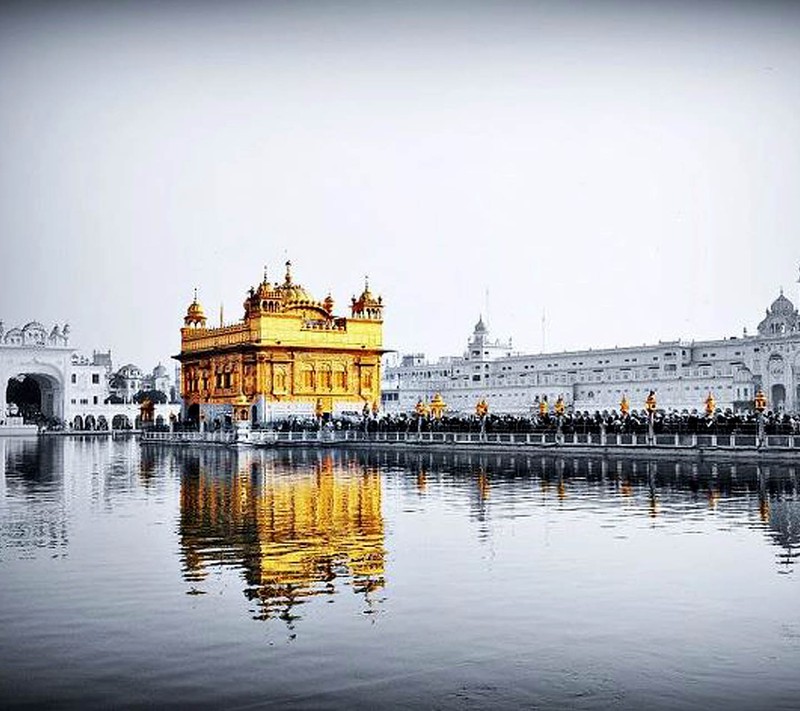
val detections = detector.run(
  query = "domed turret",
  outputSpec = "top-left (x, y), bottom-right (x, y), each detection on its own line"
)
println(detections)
top-left (351, 276), bottom-right (383, 320)
top-left (275, 260), bottom-right (315, 305)
top-left (770, 291), bottom-right (795, 315)
top-left (757, 288), bottom-right (799, 337)
top-left (323, 292), bottom-right (334, 315)
top-left (184, 290), bottom-right (207, 328)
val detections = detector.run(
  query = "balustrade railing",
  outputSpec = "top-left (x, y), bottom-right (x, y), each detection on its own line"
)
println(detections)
top-left (140, 427), bottom-right (800, 449)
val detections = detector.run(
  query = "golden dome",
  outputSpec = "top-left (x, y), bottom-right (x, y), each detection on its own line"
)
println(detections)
top-left (184, 289), bottom-right (207, 326)
top-left (351, 276), bottom-right (383, 319)
top-left (276, 260), bottom-right (316, 305)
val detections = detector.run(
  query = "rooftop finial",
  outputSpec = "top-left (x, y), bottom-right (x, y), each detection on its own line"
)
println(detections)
top-left (193, 287), bottom-right (198, 302)
top-left (263, 265), bottom-right (268, 284)
top-left (285, 260), bottom-right (292, 285)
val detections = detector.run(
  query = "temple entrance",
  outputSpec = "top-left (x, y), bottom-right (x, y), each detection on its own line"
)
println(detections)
top-left (771, 383), bottom-right (786, 411)
top-left (187, 403), bottom-right (200, 427)
top-left (5, 373), bottom-right (61, 424)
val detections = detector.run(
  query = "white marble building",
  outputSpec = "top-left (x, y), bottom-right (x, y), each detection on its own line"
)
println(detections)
top-left (382, 291), bottom-right (800, 416)
top-left (1, 321), bottom-right (179, 430)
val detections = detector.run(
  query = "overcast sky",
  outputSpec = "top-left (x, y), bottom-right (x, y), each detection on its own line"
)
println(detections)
top-left (1, 0), bottom-right (799, 369)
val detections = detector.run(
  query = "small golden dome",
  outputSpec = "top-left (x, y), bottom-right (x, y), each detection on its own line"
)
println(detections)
top-left (184, 289), bottom-right (207, 326)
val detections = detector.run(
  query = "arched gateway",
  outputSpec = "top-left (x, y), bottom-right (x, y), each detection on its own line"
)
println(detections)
top-left (5, 371), bottom-right (64, 422)
top-left (3, 364), bottom-right (66, 424)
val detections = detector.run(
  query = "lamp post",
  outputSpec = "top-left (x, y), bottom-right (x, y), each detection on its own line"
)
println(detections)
top-left (538, 395), bottom-right (549, 421)
top-left (415, 398), bottom-right (428, 435)
top-left (754, 388), bottom-right (767, 448)
top-left (476, 398), bottom-right (489, 441)
top-left (644, 390), bottom-right (657, 446)
top-left (704, 392), bottom-right (716, 433)
top-left (554, 394), bottom-right (566, 445)
top-left (430, 392), bottom-right (446, 423)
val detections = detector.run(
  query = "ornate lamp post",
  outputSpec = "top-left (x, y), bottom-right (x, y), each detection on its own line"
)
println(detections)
top-left (704, 392), bottom-right (716, 418)
top-left (430, 392), bottom-right (446, 422)
top-left (554, 394), bottom-right (566, 444)
top-left (620, 394), bottom-right (630, 417)
top-left (644, 390), bottom-right (657, 445)
top-left (538, 395), bottom-right (549, 420)
top-left (754, 388), bottom-right (767, 448)
top-left (415, 398), bottom-right (429, 435)
top-left (476, 398), bottom-right (489, 440)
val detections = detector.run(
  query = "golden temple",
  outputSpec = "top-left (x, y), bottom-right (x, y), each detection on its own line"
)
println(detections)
top-left (176, 261), bottom-right (385, 425)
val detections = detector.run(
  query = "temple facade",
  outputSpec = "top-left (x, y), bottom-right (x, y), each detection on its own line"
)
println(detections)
top-left (382, 290), bottom-right (800, 416)
top-left (176, 261), bottom-right (385, 425)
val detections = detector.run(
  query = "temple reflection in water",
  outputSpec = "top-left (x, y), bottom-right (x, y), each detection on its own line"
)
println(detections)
top-left (177, 448), bottom-right (385, 623)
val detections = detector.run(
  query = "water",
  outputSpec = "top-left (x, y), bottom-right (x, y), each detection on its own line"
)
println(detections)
top-left (1, 436), bottom-right (799, 710)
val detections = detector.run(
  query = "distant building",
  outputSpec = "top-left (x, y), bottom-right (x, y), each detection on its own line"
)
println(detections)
top-left (1, 320), bottom-right (178, 430)
top-left (382, 291), bottom-right (800, 415)
top-left (109, 364), bottom-right (143, 403)
top-left (176, 261), bottom-right (385, 425)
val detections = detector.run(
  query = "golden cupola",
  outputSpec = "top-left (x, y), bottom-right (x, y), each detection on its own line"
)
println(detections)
top-left (351, 277), bottom-right (383, 320)
top-left (184, 290), bottom-right (207, 328)
top-left (276, 260), bottom-right (314, 306)
top-left (244, 266), bottom-right (282, 317)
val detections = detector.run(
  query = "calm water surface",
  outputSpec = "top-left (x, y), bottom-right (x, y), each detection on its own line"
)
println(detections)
top-left (1, 436), bottom-right (799, 710)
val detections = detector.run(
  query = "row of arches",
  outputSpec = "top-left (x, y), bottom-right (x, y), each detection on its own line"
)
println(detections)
top-left (71, 414), bottom-right (134, 431)
top-left (69, 414), bottom-right (168, 431)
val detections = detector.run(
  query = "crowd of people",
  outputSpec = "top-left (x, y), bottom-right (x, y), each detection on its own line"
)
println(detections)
top-left (264, 407), bottom-right (800, 437)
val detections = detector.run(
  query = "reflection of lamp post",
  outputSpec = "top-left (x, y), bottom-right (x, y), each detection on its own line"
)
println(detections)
top-left (754, 388), bottom-right (767, 448)
top-left (644, 390), bottom-right (657, 445)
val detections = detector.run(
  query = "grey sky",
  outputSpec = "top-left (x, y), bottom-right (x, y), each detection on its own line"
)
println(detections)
top-left (1, 0), bottom-right (799, 369)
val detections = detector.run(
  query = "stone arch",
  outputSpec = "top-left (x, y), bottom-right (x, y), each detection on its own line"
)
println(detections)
top-left (771, 383), bottom-right (786, 411)
top-left (84, 414), bottom-right (96, 431)
top-left (112, 414), bottom-right (131, 430)
top-left (72, 415), bottom-right (84, 430)
top-left (5, 366), bottom-right (65, 422)
top-left (97, 415), bottom-right (108, 431)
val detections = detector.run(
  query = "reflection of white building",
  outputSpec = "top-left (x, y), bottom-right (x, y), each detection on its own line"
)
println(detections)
top-left (1, 320), bottom-right (179, 431)
top-left (382, 292), bottom-right (800, 415)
